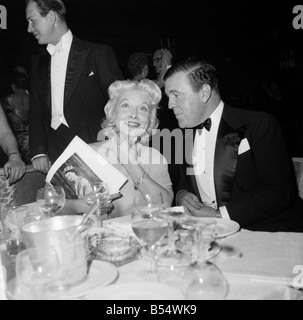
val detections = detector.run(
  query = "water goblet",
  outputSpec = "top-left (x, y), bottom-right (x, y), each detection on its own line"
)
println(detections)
top-left (131, 191), bottom-right (169, 280)
top-left (85, 182), bottom-right (110, 225)
top-left (181, 227), bottom-right (229, 300)
top-left (36, 186), bottom-right (66, 218)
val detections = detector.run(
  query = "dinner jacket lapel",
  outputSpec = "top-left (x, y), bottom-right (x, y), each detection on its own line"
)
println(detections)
top-left (37, 51), bottom-right (51, 111)
top-left (64, 37), bottom-right (90, 108)
top-left (214, 106), bottom-right (247, 206)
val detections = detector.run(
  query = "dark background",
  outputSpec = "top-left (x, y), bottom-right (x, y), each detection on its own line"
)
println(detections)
top-left (0, 0), bottom-right (303, 156)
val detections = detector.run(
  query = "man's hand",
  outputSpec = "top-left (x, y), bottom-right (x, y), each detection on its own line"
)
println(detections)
top-left (32, 156), bottom-right (52, 174)
top-left (177, 190), bottom-right (218, 218)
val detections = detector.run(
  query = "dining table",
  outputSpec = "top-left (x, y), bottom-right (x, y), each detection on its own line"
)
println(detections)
top-left (1, 202), bottom-right (303, 300)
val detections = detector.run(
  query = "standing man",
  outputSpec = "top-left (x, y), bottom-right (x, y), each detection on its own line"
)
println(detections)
top-left (164, 58), bottom-right (303, 232)
top-left (25, 0), bottom-right (123, 173)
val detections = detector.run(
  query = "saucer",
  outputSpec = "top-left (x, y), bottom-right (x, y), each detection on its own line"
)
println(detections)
top-left (7, 260), bottom-right (119, 300)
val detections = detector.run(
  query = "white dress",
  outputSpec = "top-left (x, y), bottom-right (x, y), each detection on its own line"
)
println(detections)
top-left (96, 138), bottom-right (173, 217)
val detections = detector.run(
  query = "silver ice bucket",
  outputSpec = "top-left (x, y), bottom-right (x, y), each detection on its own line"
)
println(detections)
top-left (21, 215), bottom-right (89, 288)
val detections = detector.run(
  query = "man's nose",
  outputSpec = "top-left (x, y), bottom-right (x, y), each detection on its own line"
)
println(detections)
top-left (27, 22), bottom-right (33, 33)
top-left (168, 99), bottom-right (174, 109)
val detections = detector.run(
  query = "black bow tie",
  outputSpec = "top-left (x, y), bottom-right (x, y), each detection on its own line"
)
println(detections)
top-left (197, 118), bottom-right (212, 132)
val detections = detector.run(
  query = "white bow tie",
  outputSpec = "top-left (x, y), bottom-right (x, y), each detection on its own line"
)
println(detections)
top-left (47, 40), bottom-right (63, 56)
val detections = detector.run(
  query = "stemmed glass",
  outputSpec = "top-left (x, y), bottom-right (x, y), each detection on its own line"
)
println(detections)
top-left (156, 207), bottom-right (191, 289)
top-left (131, 190), bottom-right (169, 280)
top-left (36, 186), bottom-right (66, 218)
top-left (85, 182), bottom-right (110, 225)
top-left (181, 226), bottom-right (229, 300)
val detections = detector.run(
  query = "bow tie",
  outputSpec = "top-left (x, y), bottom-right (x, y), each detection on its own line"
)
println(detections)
top-left (197, 118), bottom-right (212, 132)
top-left (47, 40), bottom-right (63, 56)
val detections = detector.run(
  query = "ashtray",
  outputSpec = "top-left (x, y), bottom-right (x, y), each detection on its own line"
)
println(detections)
top-left (94, 234), bottom-right (140, 266)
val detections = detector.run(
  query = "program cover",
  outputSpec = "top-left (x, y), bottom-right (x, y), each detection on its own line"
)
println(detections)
top-left (46, 136), bottom-right (128, 199)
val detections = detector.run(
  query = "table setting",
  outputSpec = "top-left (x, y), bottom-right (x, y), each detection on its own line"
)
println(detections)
top-left (1, 188), bottom-right (303, 300)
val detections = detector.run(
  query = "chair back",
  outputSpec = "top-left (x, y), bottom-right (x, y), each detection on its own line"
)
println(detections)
top-left (292, 157), bottom-right (303, 200)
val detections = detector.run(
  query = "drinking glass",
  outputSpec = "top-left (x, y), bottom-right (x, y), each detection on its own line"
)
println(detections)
top-left (85, 182), bottom-right (110, 225)
top-left (0, 206), bottom-right (28, 257)
top-left (181, 227), bottom-right (229, 300)
top-left (14, 247), bottom-right (67, 300)
top-left (157, 207), bottom-right (190, 262)
top-left (36, 186), bottom-right (66, 218)
top-left (131, 191), bottom-right (169, 280)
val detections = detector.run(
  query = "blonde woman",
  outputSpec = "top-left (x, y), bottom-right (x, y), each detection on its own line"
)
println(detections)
top-left (63, 79), bottom-right (173, 217)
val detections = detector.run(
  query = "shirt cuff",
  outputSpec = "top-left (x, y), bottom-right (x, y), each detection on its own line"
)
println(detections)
top-left (31, 154), bottom-right (47, 162)
top-left (219, 206), bottom-right (230, 219)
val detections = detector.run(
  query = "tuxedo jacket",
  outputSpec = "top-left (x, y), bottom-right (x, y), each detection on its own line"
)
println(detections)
top-left (178, 105), bottom-right (303, 232)
top-left (28, 36), bottom-right (123, 162)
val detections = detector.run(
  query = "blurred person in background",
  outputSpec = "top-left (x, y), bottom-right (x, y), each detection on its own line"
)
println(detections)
top-left (1, 67), bottom-right (30, 164)
top-left (127, 52), bottom-right (149, 81)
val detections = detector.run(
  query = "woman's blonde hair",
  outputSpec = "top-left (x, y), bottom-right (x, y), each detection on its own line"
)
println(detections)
top-left (101, 79), bottom-right (162, 143)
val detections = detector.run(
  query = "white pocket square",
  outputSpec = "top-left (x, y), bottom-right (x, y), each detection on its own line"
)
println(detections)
top-left (88, 71), bottom-right (94, 77)
top-left (238, 138), bottom-right (250, 155)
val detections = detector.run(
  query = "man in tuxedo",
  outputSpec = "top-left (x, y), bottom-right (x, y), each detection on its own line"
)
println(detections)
top-left (164, 58), bottom-right (303, 232)
top-left (25, 0), bottom-right (123, 173)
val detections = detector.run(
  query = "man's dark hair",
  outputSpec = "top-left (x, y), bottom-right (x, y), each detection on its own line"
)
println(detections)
top-left (164, 58), bottom-right (219, 93)
top-left (127, 52), bottom-right (149, 78)
top-left (26, 0), bottom-right (66, 19)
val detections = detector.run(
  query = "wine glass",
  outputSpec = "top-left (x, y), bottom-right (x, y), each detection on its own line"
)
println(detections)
top-left (131, 191), bottom-right (169, 280)
top-left (85, 182), bottom-right (110, 225)
top-left (156, 207), bottom-right (191, 289)
top-left (181, 226), bottom-right (229, 300)
top-left (36, 186), bottom-right (66, 218)
top-left (14, 247), bottom-right (67, 300)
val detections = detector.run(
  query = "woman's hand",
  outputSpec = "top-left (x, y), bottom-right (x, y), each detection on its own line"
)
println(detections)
top-left (4, 154), bottom-right (26, 185)
top-left (116, 135), bottom-right (141, 165)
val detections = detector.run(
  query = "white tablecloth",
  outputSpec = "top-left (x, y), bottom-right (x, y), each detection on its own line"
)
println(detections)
top-left (1, 205), bottom-right (303, 300)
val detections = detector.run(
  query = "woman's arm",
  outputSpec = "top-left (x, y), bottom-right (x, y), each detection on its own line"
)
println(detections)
top-left (0, 105), bottom-right (26, 184)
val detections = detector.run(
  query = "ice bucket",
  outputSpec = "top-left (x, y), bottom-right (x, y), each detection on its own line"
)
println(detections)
top-left (21, 215), bottom-right (89, 288)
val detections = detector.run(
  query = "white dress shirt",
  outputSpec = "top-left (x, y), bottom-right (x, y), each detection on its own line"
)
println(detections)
top-left (47, 30), bottom-right (73, 130)
top-left (193, 101), bottom-right (230, 219)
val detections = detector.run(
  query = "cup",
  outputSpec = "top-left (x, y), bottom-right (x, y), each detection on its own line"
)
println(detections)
top-left (14, 247), bottom-right (67, 300)
top-left (0, 206), bottom-right (28, 257)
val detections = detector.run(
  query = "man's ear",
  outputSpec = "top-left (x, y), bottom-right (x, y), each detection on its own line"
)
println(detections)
top-left (200, 84), bottom-right (212, 103)
top-left (47, 10), bottom-right (57, 25)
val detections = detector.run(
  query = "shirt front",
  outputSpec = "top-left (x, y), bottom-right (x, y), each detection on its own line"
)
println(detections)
top-left (47, 30), bottom-right (73, 130)
top-left (193, 101), bottom-right (229, 219)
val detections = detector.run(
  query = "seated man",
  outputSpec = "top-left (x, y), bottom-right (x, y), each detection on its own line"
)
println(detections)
top-left (164, 58), bottom-right (303, 232)
top-left (0, 104), bottom-right (26, 184)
